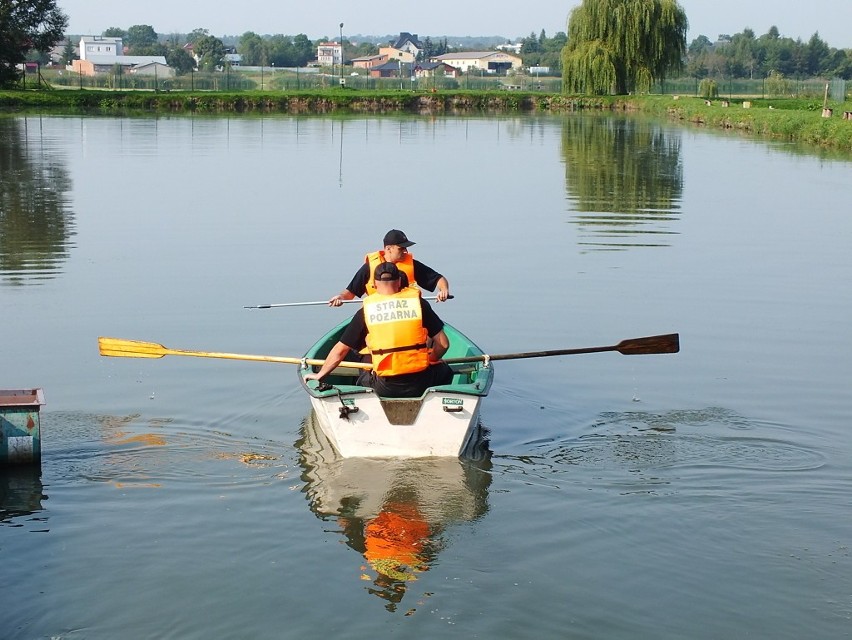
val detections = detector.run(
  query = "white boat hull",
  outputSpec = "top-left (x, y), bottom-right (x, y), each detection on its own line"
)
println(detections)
top-left (308, 388), bottom-right (484, 458)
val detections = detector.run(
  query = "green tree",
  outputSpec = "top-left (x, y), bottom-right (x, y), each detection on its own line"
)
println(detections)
top-left (760, 30), bottom-right (789, 74)
top-left (239, 31), bottom-right (264, 66)
top-left (291, 34), bottom-right (314, 66)
top-left (103, 27), bottom-right (126, 38)
top-left (521, 31), bottom-right (540, 54)
top-left (266, 34), bottom-right (292, 67)
top-left (421, 36), bottom-right (435, 60)
top-left (61, 38), bottom-right (76, 64)
top-left (688, 34), bottom-right (712, 56)
top-left (685, 36), bottom-right (711, 79)
top-left (827, 49), bottom-right (852, 80)
top-left (806, 32), bottom-right (831, 77)
top-left (194, 34), bottom-right (225, 71)
top-left (0, 0), bottom-right (68, 86)
top-left (133, 43), bottom-right (167, 57)
top-left (187, 28), bottom-right (209, 45)
top-left (561, 0), bottom-right (688, 95)
top-left (125, 24), bottom-right (158, 50)
top-left (165, 47), bottom-right (195, 74)
top-left (726, 29), bottom-right (757, 78)
top-left (540, 31), bottom-right (567, 71)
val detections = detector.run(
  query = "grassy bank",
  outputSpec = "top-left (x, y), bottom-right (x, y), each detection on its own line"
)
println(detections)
top-left (1, 88), bottom-right (850, 150)
top-left (631, 94), bottom-right (852, 151)
top-left (0, 87), bottom-right (605, 114)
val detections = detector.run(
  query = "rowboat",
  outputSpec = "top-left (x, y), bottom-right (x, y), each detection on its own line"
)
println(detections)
top-left (298, 319), bottom-right (494, 458)
top-left (98, 324), bottom-right (676, 459)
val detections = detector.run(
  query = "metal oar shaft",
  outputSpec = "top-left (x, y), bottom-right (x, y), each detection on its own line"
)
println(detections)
top-left (245, 295), bottom-right (452, 309)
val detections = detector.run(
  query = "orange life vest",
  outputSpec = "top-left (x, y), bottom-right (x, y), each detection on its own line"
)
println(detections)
top-left (363, 288), bottom-right (429, 377)
top-left (364, 251), bottom-right (416, 295)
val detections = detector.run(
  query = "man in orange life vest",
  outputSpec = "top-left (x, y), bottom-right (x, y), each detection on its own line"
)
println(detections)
top-left (308, 262), bottom-right (454, 398)
top-left (327, 229), bottom-right (450, 306)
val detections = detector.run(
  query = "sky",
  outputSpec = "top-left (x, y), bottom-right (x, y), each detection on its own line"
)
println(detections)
top-left (57, 0), bottom-right (852, 49)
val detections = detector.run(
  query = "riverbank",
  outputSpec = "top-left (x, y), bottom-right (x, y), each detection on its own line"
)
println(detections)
top-left (1, 88), bottom-right (850, 150)
top-left (0, 87), bottom-right (607, 113)
top-left (638, 94), bottom-right (852, 151)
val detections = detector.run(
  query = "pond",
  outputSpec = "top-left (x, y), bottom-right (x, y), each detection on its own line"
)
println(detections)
top-left (2, 111), bottom-right (851, 638)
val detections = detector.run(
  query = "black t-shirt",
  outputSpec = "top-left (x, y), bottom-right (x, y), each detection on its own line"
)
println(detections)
top-left (345, 260), bottom-right (443, 298)
top-left (339, 297), bottom-right (445, 351)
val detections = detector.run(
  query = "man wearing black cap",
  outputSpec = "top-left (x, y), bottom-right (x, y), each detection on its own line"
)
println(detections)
top-left (327, 229), bottom-right (450, 306)
top-left (308, 262), bottom-right (453, 398)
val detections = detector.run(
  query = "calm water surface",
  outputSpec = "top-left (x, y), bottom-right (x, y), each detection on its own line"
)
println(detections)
top-left (2, 112), bottom-right (851, 638)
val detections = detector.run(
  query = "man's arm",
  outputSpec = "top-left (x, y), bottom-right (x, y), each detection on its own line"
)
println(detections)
top-left (328, 289), bottom-right (355, 307)
top-left (413, 261), bottom-right (450, 301)
top-left (305, 341), bottom-right (352, 381)
top-left (435, 276), bottom-right (450, 302)
top-left (429, 330), bottom-right (449, 362)
top-left (329, 264), bottom-right (369, 306)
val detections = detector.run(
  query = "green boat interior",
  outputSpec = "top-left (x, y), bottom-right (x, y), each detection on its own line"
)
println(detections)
top-left (301, 320), bottom-right (493, 398)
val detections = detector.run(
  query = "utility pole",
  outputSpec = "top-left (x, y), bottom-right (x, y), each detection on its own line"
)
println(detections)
top-left (339, 23), bottom-right (344, 85)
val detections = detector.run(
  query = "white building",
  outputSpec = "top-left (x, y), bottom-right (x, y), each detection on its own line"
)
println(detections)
top-left (79, 36), bottom-right (123, 60)
top-left (317, 42), bottom-right (343, 66)
top-left (72, 35), bottom-right (171, 77)
top-left (73, 55), bottom-right (169, 76)
top-left (431, 51), bottom-right (523, 74)
top-left (130, 61), bottom-right (175, 77)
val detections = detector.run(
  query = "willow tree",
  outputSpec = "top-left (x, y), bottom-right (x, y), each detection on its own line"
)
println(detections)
top-left (562, 0), bottom-right (687, 95)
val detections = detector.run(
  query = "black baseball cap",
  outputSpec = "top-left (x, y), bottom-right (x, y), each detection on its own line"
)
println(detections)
top-left (383, 229), bottom-right (415, 248)
top-left (374, 262), bottom-right (402, 281)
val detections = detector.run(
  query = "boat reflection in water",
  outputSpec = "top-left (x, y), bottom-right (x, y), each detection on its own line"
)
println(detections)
top-left (297, 413), bottom-right (492, 612)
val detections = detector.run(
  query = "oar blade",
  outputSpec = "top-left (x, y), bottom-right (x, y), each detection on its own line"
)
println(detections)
top-left (616, 333), bottom-right (680, 355)
top-left (98, 337), bottom-right (168, 359)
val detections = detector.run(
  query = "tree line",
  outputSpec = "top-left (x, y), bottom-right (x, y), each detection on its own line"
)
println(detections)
top-left (686, 28), bottom-right (851, 80)
top-left (3, 0), bottom-right (851, 91)
top-left (43, 23), bottom-right (852, 82)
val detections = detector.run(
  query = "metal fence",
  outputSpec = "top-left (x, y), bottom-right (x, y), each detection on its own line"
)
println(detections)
top-left (656, 77), bottom-right (849, 100)
top-left (41, 68), bottom-right (563, 93)
top-left (36, 68), bottom-right (846, 101)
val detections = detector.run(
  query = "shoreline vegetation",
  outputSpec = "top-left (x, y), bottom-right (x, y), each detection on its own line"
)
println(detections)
top-left (2, 89), bottom-right (851, 151)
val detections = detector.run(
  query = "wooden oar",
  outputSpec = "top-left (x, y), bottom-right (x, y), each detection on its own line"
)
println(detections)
top-left (443, 334), bottom-right (679, 365)
top-left (99, 333), bottom-right (677, 370)
top-left (97, 337), bottom-right (372, 370)
top-left (244, 295), bottom-right (453, 309)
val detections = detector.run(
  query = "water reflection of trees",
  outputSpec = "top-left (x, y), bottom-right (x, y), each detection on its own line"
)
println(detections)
top-left (562, 116), bottom-right (683, 250)
top-left (0, 117), bottom-right (75, 285)
top-left (297, 414), bottom-right (492, 613)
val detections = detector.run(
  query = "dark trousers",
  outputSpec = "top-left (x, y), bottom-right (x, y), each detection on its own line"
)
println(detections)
top-left (357, 363), bottom-right (454, 398)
